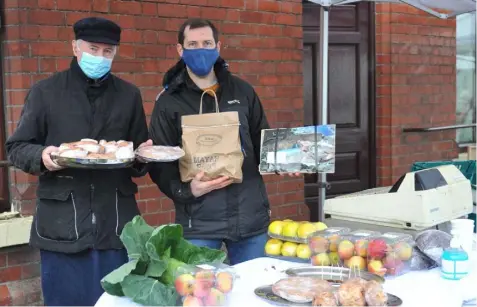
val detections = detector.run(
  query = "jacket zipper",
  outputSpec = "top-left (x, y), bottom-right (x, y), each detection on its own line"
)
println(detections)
top-left (91, 183), bottom-right (96, 236)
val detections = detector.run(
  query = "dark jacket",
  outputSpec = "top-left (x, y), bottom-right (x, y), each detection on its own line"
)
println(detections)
top-left (148, 58), bottom-right (271, 241)
top-left (5, 58), bottom-right (148, 253)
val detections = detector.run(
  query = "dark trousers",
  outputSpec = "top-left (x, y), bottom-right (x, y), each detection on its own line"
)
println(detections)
top-left (40, 248), bottom-right (128, 306)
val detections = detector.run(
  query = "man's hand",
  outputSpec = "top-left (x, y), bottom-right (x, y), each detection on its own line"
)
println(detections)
top-left (190, 171), bottom-right (233, 198)
top-left (42, 146), bottom-right (63, 172)
top-left (138, 139), bottom-right (153, 149)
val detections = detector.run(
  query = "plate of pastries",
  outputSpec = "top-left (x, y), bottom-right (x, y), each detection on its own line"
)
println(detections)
top-left (135, 145), bottom-right (185, 163)
top-left (255, 276), bottom-right (402, 306)
top-left (50, 139), bottom-right (136, 169)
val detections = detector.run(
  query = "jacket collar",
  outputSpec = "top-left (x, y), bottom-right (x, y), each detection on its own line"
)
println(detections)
top-left (70, 57), bottom-right (111, 88)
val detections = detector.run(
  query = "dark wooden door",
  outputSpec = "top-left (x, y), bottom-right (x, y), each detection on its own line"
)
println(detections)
top-left (0, 27), bottom-right (10, 213)
top-left (303, 1), bottom-right (375, 215)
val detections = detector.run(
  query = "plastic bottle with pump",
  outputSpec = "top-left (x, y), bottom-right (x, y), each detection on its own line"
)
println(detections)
top-left (441, 234), bottom-right (470, 280)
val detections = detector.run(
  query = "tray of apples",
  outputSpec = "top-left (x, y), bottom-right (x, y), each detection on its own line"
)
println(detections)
top-left (307, 227), bottom-right (352, 266)
top-left (174, 263), bottom-right (237, 306)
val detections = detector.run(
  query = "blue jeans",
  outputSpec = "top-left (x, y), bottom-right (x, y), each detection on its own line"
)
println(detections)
top-left (189, 232), bottom-right (268, 265)
top-left (40, 248), bottom-right (128, 306)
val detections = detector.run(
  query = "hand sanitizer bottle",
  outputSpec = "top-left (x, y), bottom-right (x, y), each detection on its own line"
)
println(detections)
top-left (441, 235), bottom-right (470, 280)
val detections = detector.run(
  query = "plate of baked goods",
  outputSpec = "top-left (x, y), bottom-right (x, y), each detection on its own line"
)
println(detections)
top-left (254, 276), bottom-right (403, 306)
top-left (135, 145), bottom-right (185, 163)
top-left (50, 139), bottom-right (136, 169)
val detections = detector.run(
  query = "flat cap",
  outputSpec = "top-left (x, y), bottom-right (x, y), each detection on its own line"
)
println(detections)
top-left (73, 17), bottom-right (121, 46)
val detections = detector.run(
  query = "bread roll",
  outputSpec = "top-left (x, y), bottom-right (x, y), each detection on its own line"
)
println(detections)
top-left (80, 138), bottom-right (98, 144)
top-left (312, 291), bottom-right (338, 306)
top-left (364, 280), bottom-right (388, 306)
top-left (272, 277), bottom-right (332, 303)
top-left (338, 280), bottom-right (366, 306)
top-left (58, 149), bottom-right (88, 158)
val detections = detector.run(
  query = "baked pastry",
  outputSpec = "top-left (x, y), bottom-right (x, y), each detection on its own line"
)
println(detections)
top-left (136, 146), bottom-right (185, 161)
top-left (272, 277), bottom-right (332, 303)
top-left (58, 149), bottom-right (88, 159)
top-left (312, 291), bottom-right (338, 306)
top-left (364, 280), bottom-right (388, 306)
top-left (338, 279), bottom-right (366, 306)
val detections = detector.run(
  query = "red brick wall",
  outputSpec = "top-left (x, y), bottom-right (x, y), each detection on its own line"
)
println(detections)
top-left (375, 3), bottom-right (458, 186)
top-left (1, 1), bottom-right (304, 304)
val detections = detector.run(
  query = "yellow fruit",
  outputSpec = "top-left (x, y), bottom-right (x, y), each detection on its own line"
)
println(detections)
top-left (265, 238), bottom-right (283, 256)
top-left (296, 244), bottom-right (312, 259)
top-left (282, 222), bottom-right (300, 237)
top-left (283, 219), bottom-right (293, 222)
top-left (297, 222), bottom-right (317, 239)
top-left (313, 222), bottom-right (328, 231)
top-left (281, 242), bottom-right (298, 257)
top-left (268, 221), bottom-right (285, 236)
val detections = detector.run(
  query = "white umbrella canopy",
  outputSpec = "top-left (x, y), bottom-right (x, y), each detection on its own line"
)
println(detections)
top-left (306, 0), bottom-right (476, 222)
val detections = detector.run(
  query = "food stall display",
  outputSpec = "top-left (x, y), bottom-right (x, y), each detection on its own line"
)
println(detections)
top-left (265, 219), bottom-right (329, 262)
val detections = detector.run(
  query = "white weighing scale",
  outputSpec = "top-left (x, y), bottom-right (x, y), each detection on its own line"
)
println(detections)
top-left (324, 165), bottom-right (474, 231)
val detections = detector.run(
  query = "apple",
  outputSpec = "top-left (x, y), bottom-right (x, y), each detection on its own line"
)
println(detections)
top-left (203, 288), bottom-right (226, 306)
top-left (329, 252), bottom-right (340, 265)
top-left (309, 236), bottom-right (330, 254)
top-left (297, 222), bottom-right (317, 239)
top-left (338, 240), bottom-right (354, 260)
top-left (368, 239), bottom-right (388, 260)
top-left (329, 234), bottom-right (340, 252)
top-left (311, 252), bottom-right (331, 266)
top-left (195, 270), bottom-right (215, 288)
top-left (282, 222), bottom-right (300, 237)
top-left (265, 238), bottom-right (283, 256)
top-left (175, 273), bottom-right (195, 296)
top-left (183, 295), bottom-right (203, 307)
top-left (394, 241), bottom-right (413, 261)
top-left (354, 239), bottom-right (368, 257)
top-left (343, 258), bottom-right (350, 268)
top-left (367, 259), bottom-right (386, 277)
top-left (383, 252), bottom-right (402, 270)
top-left (215, 271), bottom-right (233, 294)
top-left (347, 256), bottom-right (366, 270)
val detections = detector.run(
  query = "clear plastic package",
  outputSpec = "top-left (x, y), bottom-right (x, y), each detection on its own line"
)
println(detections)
top-left (264, 238), bottom-right (312, 262)
top-left (267, 220), bottom-right (324, 244)
top-left (135, 145), bottom-right (185, 163)
top-left (363, 280), bottom-right (388, 306)
top-left (308, 227), bottom-right (351, 266)
top-left (414, 229), bottom-right (452, 265)
top-left (271, 276), bottom-right (333, 303)
top-left (173, 262), bottom-right (237, 306)
top-left (335, 230), bottom-right (381, 268)
top-left (366, 232), bottom-right (416, 277)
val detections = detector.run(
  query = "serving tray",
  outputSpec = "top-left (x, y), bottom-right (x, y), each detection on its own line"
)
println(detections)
top-left (135, 146), bottom-right (185, 163)
top-left (254, 285), bottom-right (403, 306)
top-left (285, 266), bottom-right (385, 283)
top-left (51, 155), bottom-right (135, 170)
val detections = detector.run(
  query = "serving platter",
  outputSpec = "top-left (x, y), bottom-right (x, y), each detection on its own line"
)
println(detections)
top-left (285, 266), bottom-right (385, 283)
top-left (135, 146), bottom-right (185, 163)
top-left (51, 155), bottom-right (135, 170)
top-left (254, 285), bottom-right (403, 306)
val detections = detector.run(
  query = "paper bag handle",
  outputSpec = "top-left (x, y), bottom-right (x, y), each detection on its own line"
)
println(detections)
top-left (199, 89), bottom-right (220, 114)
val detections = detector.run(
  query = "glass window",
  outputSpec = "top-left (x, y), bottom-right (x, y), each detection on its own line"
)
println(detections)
top-left (456, 12), bottom-right (476, 144)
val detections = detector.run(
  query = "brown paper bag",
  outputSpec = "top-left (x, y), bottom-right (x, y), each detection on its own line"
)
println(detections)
top-left (179, 89), bottom-right (244, 183)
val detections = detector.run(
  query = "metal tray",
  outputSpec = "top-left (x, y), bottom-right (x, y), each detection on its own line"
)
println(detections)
top-left (268, 232), bottom-right (308, 244)
top-left (51, 155), bottom-right (135, 169)
top-left (265, 254), bottom-right (310, 264)
top-left (254, 285), bottom-right (402, 306)
top-left (285, 266), bottom-right (385, 283)
top-left (135, 146), bottom-right (185, 163)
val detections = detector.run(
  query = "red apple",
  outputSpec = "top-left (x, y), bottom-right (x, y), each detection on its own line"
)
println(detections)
top-left (354, 239), bottom-right (369, 257)
top-left (309, 236), bottom-right (330, 253)
top-left (338, 240), bottom-right (354, 260)
top-left (347, 256), bottom-right (366, 270)
top-left (368, 239), bottom-right (388, 260)
top-left (183, 295), bottom-right (203, 307)
top-left (394, 241), bottom-right (413, 261)
top-left (367, 259), bottom-right (386, 277)
top-left (203, 288), bottom-right (226, 306)
top-left (216, 272), bottom-right (233, 294)
top-left (175, 273), bottom-right (195, 296)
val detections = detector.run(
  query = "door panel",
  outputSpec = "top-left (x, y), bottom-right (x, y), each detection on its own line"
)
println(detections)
top-left (303, 1), bottom-right (375, 215)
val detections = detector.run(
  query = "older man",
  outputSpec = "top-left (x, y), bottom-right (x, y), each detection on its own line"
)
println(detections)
top-left (5, 17), bottom-right (150, 306)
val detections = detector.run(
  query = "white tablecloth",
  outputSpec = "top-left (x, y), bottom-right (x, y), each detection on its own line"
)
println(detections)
top-left (96, 253), bottom-right (477, 307)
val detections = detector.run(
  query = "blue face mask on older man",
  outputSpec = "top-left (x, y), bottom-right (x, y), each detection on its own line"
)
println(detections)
top-left (78, 52), bottom-right (113, 79)
top-left (181, 48), bottom-right (219, 77)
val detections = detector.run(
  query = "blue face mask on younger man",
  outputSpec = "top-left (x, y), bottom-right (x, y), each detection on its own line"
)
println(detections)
top-left (181, 48), bottom-right (219, 77)
top-left (78, 52), bottom-right (113, 79)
